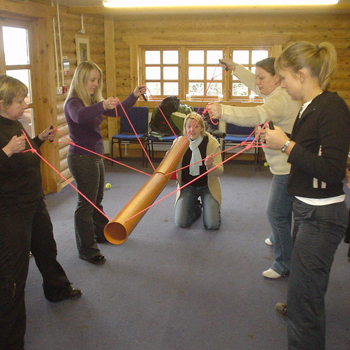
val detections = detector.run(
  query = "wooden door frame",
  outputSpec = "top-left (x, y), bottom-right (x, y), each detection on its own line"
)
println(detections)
top-left (0, 2), bottom-right (59, 193)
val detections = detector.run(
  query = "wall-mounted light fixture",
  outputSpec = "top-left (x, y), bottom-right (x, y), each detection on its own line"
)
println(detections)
top-left (103, 0), bottom-right (339, 8)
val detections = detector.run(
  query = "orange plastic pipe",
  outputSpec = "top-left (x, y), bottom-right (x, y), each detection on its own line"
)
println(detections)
top-left (104, 136), bottom-right (189, 244)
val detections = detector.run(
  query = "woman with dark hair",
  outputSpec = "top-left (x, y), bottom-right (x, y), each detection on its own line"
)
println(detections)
top-left (263, 41), bottom-right (350, 350)
top-left (207, 57), bottom-right (300, 279)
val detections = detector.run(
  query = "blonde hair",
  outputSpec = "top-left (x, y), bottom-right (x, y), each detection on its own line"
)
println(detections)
top-left (183, 112), bottom-right (206, 137)
top-left (65, 61), bottom-right (104, 106)
top-left (0, 75), bottom-right (28, 110)
top-left (275, 41), bottom-right (337, 91)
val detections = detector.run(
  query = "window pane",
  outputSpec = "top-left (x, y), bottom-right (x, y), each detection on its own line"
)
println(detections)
top-left (147, 82), bottom-right (161, 96)
top-left (207, 50), bottom-right (223, 64)
top-left (232, 50), bottom-right (249, 64)
top-left (163, 67), bottom-right (178, 80)
top-left (189, 82), bottom-right (204, 95)
top-left (164, 82), bottom-right (178, 95)
top-left (189, 66), bottom-right (204, 80)
top-left (145, 51), bottom-right (160, 64)
top-left (146, 66), bottom-right (161, 80)
top-left (232, 83), bottom-right (248, 96)
top-left (3, 27), bottom-right (29, 65)
top-left (207, 82), bottom-right (222, 96)
top-left (163, 51), bottom-right (178, 64)
top-left (207, 67), bottom-right (222, 81)
top-left (252, 50), bottom-right (269, 64)
top-left (6, 69), bottom-right (32, 104)
top-left (189, 50), bottom-right (204, 64)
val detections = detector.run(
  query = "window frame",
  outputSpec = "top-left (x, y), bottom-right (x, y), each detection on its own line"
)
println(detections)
top-left (229, 46), bottom-right (272, 102)
top-left (0, 18), bottom-right (36, 137)
top-left (185, 46), bottom-right (226, 101)
top-left (140, 44), bottom-right (273, 102)
top-left (141, 46), bottom-right (183, 97)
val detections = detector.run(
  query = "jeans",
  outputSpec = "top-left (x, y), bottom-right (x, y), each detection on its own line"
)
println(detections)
top-left (287, 198), bottom-right (347, 350)
top-left (67, 153), bottom-right (108, 259)
top-left (266, 174), bottom-right (293, 275)
top-left (175, 185), bottom-right (221, 230)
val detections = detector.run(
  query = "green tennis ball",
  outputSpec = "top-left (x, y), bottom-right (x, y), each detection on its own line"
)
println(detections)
top-left (264, 162), bottom-right (269, 167)
top-left (105, 183), bottom-right (111, 189)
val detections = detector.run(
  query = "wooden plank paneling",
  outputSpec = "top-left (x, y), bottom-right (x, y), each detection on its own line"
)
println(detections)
top-left (52, 7), bottom-right (106, 187)
top-left (2, 1), bottom-right (350, 191)
top-left (115, 11), bottom-right (350, 109)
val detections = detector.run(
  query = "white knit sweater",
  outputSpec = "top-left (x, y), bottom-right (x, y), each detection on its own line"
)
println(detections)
top-left (221, 64), bottom-right (301, 175)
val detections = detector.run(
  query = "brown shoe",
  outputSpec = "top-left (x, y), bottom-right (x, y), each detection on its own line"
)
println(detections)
top-left (276, 302), bottom-right (287, 318)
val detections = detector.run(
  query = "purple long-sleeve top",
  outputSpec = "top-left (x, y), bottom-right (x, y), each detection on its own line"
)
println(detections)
top-left (64, 92), bottom-right (138, 155)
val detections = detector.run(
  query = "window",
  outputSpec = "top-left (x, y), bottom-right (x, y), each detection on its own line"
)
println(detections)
top-left (187, 48), bottom-right (224, 98)
top-left (141, 46), bottom-right (271, 101)
top-left (231, 49), bottom-right (269, 99)
top-left (143, 48), bottom-right (180, 96)
top-left (0, 20), bottom-right (35, 137)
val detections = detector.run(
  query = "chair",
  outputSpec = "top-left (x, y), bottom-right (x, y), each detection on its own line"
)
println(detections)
top-left (222, 122), bottom-right (261, 169)
top-left (147, 134), bottom-right (178, 160)
top-left (147, 105), bottom-right (184, 160)
top-left (111, 106), bottom-right (149, 165)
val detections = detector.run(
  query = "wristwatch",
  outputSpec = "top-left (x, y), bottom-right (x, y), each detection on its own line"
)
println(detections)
top-left (281, 140), bottom-right (291, 153)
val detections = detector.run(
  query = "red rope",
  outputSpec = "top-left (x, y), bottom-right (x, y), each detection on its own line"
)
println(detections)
top-left (114, 98), bottom-right (156, 172)
top-left (125, 117), bottom-right (269, 222)
top-left (53, 126), bottom-right (151, 177)
top-left (125, 122), bottom-right (267, 222)
top-left (20, 130), bottom-right (111, 221)
top-left (125, 140), bottom-right (251, 223)
top-left (22, 71), bottom-right (271, 225)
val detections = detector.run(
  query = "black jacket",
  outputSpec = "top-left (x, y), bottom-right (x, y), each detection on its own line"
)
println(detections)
top-left (0, 116), bottom-right (44, 208)
top-left (287, 91), bottom-right (350, 198)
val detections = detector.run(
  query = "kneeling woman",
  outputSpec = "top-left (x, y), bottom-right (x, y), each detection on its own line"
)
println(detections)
top-left (174, 113), bottom-right (223, 230)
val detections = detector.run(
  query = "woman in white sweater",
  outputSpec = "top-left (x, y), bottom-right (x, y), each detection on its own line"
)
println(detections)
top-left (207, 57), bottom-right (300, 278)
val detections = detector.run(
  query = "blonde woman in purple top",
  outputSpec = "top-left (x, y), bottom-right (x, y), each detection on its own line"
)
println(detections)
top-left (64, 61), bottom-right (146, 265)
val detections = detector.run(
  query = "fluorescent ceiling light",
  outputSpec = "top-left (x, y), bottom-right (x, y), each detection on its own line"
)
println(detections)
top-left (103, 0), bottom-right (339, 8)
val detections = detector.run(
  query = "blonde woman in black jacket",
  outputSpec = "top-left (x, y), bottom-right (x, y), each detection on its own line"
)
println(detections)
top-left (263, 41), bottom-right (350, 350)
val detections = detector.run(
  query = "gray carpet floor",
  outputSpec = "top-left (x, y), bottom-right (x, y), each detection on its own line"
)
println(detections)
top-left (25, 159), bottom-right (350, 350)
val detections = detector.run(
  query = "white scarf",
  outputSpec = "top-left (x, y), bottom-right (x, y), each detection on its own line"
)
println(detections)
top-left (189, 135), bottom-right (203, 176)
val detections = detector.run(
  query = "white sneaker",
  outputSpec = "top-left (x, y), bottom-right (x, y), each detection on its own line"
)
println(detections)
top-left (265, 238), bottom-right (273, 246)
top-left (262, 268), bottom-right (282, 279)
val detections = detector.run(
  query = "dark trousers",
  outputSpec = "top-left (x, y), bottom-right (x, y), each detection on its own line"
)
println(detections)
top-left (31, 197), bottom-right (71, 302)
top-left (67, 153), bottom-right (108, 259)
top-left (0, 197), bottom-right (71, 349)
top-left (287, 198), bottom-right (348, 350)
top-left (0, 203), bottom-right (33, 350)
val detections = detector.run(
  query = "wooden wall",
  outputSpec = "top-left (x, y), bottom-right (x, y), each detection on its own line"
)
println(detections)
top-left (56, 8), bottom-right (350, 178)
top-left (112, 11), bottom-right (350, 105)
top-left (54, 8), bottom-right (106, 186)
top-left (1, 1), bottom-right (349, 192)
top-left (109, 11), bottom-right (350, 158)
